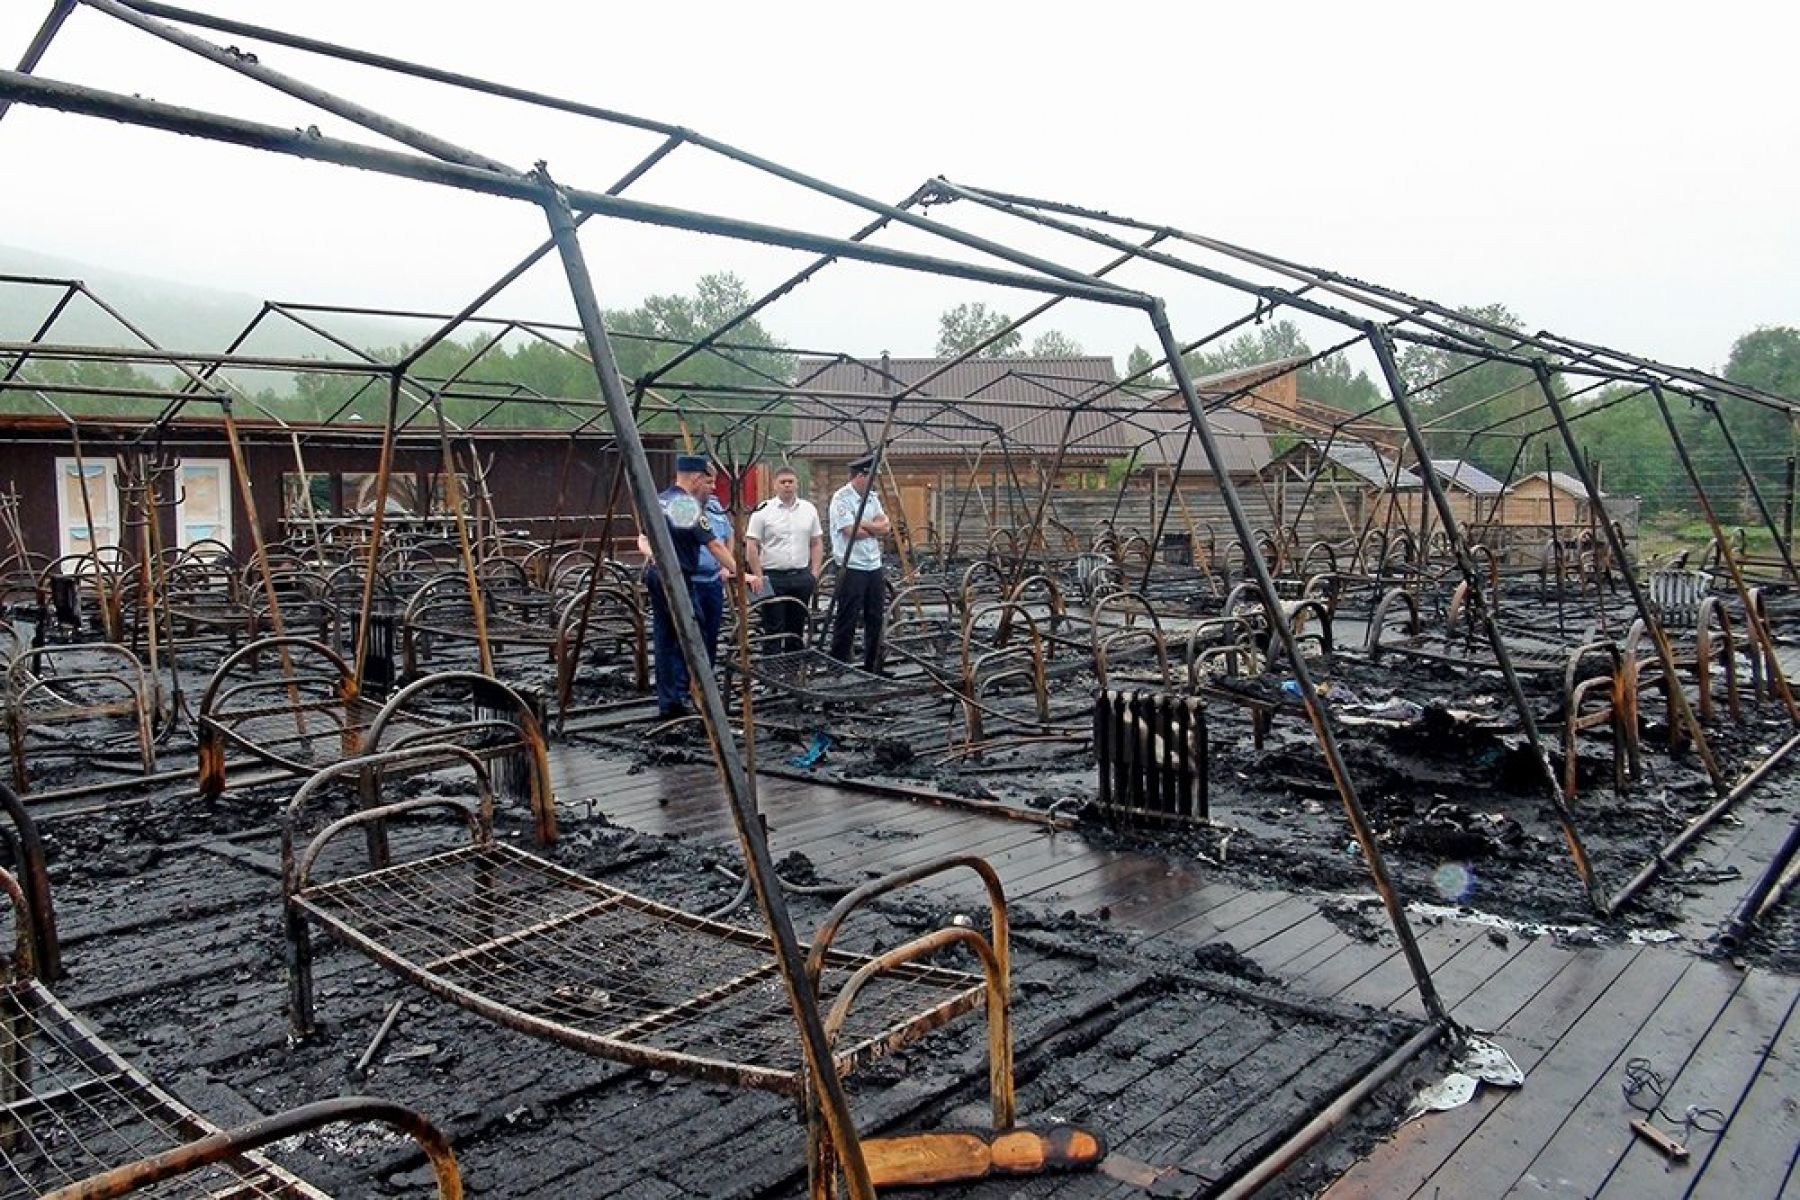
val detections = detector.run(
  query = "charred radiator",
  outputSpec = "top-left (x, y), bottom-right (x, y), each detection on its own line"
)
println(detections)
top-left (1094, 690), bottom-right (1207, 824)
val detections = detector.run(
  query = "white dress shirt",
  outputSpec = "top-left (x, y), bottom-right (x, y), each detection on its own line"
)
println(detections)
top-left (745, 496), bottom-right (822, 569)
top-left (829, 483), bottom-right (886, 570)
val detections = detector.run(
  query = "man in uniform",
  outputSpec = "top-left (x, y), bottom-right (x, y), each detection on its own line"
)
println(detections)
top-left (690, 465), bottom-right (737, 665)
top-left (744, 465), bottom-right (823, 653)
top-left (640, 454), bottom-right (743, 719)
top-left (828, 452), bottom-right (891, 671)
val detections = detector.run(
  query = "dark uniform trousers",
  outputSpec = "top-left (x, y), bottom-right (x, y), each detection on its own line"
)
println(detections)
top-left (830, 567), bottom-right (885, 671)
top-left (761, 567), bottom-right (815, 654)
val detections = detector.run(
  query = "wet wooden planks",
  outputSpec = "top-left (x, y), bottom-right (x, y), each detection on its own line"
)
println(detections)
top-left (547, 743), bottom-right (1335, 958)
top-left (548, 740), bottom-right (1800, 1200)
top-left (1323, 947), bottom-right (1800, 1200)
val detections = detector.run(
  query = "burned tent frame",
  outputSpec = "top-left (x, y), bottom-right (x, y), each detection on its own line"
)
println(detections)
top-left (3, 2), bottom-right (1460, 1189)
top-left (5, 8), bottom-right (1410, 1197)
top-left (908, 180), bottom-right (1800, 917)
top-left (13, 0), bottom-right (1786, 1184)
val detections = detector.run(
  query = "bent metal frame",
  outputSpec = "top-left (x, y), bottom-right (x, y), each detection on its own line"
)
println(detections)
top-left (0, 6), bottom-right (1451, 1193)
top-left (6, 0), bottom-right (1796, 1190)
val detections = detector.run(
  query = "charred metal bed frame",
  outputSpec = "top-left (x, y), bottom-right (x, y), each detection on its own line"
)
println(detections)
top-left (0, 785), bottom-right (463, 1199)
top-left (5, 645), bottom-right (157, 795)
top-left (736, 647), bottom-right (943, 707)
top-left (282, 746), bottom-right (1100, 1198)
top-left (197, 637), bottom-right (555, 843)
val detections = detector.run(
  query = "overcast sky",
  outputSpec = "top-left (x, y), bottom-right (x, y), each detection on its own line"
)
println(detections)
top-left (1, 0), bottom-right (1794, 376)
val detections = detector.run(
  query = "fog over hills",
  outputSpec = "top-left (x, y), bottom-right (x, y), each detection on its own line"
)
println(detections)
top-left (0, 245), bottom-right (411, 362)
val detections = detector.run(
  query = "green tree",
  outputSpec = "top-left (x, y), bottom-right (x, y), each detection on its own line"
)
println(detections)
top-left (1180, 318), bottom-right (1383, 414)
top-left (1392, 304), bottom-right (1545, 472)
top-left (603, 271), bottom-right (795, 449)
top-left (1723, 326), bottom-right (1800, 403)
top-left (1027, 329), bottom-right (1083, 357)
top-left (1185, 319), bottom-right (1309, 377)
top-left (607, 272), bottom-right (793, 386)
top-left (0, 355), bottom-right (167, 419)
top-left (1707, 326), bottom-right (1800, 517)
top-left (936, 302), bottom-right (1022, 357)
top-left (1123, 345), bottom-right (1170, 389)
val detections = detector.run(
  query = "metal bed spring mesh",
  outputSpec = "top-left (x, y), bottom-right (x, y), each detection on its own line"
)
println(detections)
top-left (207, 690), bottom-right (450, 766)
top-left (0, 980), bottom-right (322, 1199)
top-left (160, 595), bottom-right (252, 627)
top-left (209, 694), bottom-right (395, 769)
top-left (297, 845), bottom-right (985, 1094)
top-left (408, 613), bottom-right (558, 647)
top-left (1374, 627), bottom-right (1577, 674)
top-left (745, 650), bottom-right (947, 705)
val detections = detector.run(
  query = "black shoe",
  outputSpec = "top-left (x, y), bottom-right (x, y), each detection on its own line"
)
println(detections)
top-left (657, 705), bottom-right (691, 720)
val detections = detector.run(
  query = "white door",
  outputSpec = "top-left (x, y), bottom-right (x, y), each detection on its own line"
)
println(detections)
top-left (174, 459), bottom-right (233, 552)
top-left (55, 457), bottom-right (120, 561)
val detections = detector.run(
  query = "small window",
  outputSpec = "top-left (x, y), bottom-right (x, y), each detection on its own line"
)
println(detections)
top-left (55, 457), bottom-right (120, 560)
top-left (426, 473), bottom-right (476, 516)
top-left (282, 472), bottom-right (334, 518)
top-left (175, 459), bottom-right (234, 551)
top-left (344, 472), bottom-right (425, 516)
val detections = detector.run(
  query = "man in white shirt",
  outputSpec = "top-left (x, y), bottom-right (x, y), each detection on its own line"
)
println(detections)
top-left (744, 465), bottom-right (824, 653)
top-left (827, 453), bottom-right (891, 671)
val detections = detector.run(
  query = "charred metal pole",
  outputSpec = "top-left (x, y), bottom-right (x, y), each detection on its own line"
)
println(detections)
top-left (994, 426), bottom-right (1035, 538)
top-left (1529, 365), bottom-right (1731, 785)
top-left (544, 439), bottom-right (578, 577)
top-left (1643, 381), bottom-right (1800, 726)
top-left (1140, 424), bottom-right (1195, 592)
top-left (536, 177), bottom-right (876, 1199)
top-left (1366, 331), bottom-right (1605, 908)
top-left (0, 0), bottom-right (74, 124)
top-left (1013, 409), bottom-right (1078, 584)
top-left (943, 446), bottom-right (986, 566)
top-left (1545, 446), bottom-right (1568, 637)
top-left (350, 375), bottom-right (403, 686)
top-left (1716, 771), bottom-right (1800, 953)
top-left (1713, 805), bottom-right (1800, 957)
top-left (560, 434), bottom-right (641, 729)
top-left (1471, 436), bottom-right (1530, 551)
top-left (0, 72), bottom-right (1140, 308)
top-left (1786, 455), bottom-right (1797, 561)
top-left (1289, 426), bottom-right (1340, 539)
top-left (81, 0), bottom-right (517, 173)
top-left (1106, 443), bottom-right (1141, 531)
top-left (1708, 403), bottom-right (1800, 584)
top-left (1607, 729), bottom-right (1800, 919)
top-left (428, 397), bottom-right (495, 676)
top-left (1157, 308), bottom-right (1443, 1020)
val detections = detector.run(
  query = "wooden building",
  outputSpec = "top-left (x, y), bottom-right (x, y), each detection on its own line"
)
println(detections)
top-left (1493, 470), bottom-right (1641, 553)
top-left (0, 414), bottom-right (662, 567)
top-left (1385, 457), bottom-right (1507, 533)
top-left (1259, 438), bottom-right (1422, 544)
top-left (786, 354), bottom-right (1279, 552)
top-left (1498, 470), bottom-right (1605, 529)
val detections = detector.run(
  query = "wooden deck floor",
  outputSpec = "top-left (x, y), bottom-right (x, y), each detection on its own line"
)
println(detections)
top-left (549, 739), bottom-right (1800, 1199)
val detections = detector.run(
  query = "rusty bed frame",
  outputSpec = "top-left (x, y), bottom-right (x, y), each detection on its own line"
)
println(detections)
top-left (0, 785), bottom-right (463, 1199)
top-left (5, 645), bottom-right (157, 796)
top-left (196, 638), bottom-right (555, 842)
top-left (281, 745), bottom-right (1101, 1197)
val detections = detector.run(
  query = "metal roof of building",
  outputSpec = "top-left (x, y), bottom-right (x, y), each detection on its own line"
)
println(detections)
top-left (787, 354), bottom-right (1130, 458)
top-left (787, 355), bottom-right (1283, 470)
top-left (1430, 459), bottom-right (1506, 495)
top-left (1276, 439), bottom-right (1422, 488)
top-left (1125, 406), bottom-right (1272, 475)
top-left (1513, 470), bottom-right (1604, 498)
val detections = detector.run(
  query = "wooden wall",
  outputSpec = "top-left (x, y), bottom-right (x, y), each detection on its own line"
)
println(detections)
top-left (0, 429), bottom-right (668, 565)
